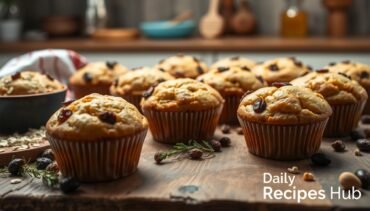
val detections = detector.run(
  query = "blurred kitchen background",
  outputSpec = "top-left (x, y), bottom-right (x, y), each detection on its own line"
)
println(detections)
top-left (0, 0), bottom-right (369, 68)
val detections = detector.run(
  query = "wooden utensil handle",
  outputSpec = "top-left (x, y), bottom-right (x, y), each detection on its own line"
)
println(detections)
top-left (208, 0), bottom-right (220, 14)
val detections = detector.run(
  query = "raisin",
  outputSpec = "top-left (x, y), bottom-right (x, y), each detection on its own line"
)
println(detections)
top-left (197, 78), bottom-right (204, 83)
top-left (256, 76), bottom-right (264, 83)
top-left (58, 109), bottom-right (73, 124)
top-left (219, 137), bottom-right (231, 147)
top-left (361, 115), bottom-right (370, 124)
top-left (342, 60), bottom-right (351, 64)
top-left (59, 177), bottom-right (80, 194)
top-left (143, 86), bottom-right (155, 99)
top-left (253, 98), bottom-right (266, 113)
top-left (271, 82), bottom-right (292, 88)
top-left (11, 72), bottom-right (21, 80)
top-left (36, 157), bottom-right (52, 170)
top-left (106, 61), bottom-right (117, 69)
top-left (301, 71), bottom-right (309, 77)
top-left (350, 130), bottom-right (365, 141)
top-left (217, 67), bottom-right (229, 72)
top-left (354, 169), bottom-right (370, 189)
top-left (193, 57), bottom-right (200, 63)
top-left (41, 149), bottom-right (55, 161)
top-left (8, 158), bottom-right (25, 176)
top-left (189, 149), bottom-right (203, 160)
top-left (157, 78), bottom-right (166, 84)
top-left (46, 74), bottom-right (54, 81)
top-left (357, 139), bottom-right (370, 152)
top-left (241, 66), bottom-right (250, 71)
top-left (316, 69), bottom-right (329, 73)
top-left (221, 124), bottom-right (231, 134)
top-left (268, 64), bottom-right (279, 71)
top-left (62, 100), bottom-right (75, 107)
top-left (98, 112), bottom-right (117, 125)
top-left (158, 68), bottom-right (165, 72)
top-left (360, 71), bottom-right (369, 79)
top-left (294, 61), bottom-right (303, 67)
top-left (230, 56), bottom-right (240, 61)
top-left (197, 66), bottom-right (204, 74)
top-left (338, 72), bottom-right (351, 79)
top-left (174, 71), bottom-right (185, 78)
top-left (307, 65), bottom-right (313, 71)
top-left (210, 140), bottom-right (222, 152)
top-left (329, 62), bottom-right (336, 66)
top-left (83, 72), bottom-right (93, 83)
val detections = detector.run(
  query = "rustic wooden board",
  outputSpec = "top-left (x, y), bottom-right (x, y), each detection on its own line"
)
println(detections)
top-left (0, 125), bottom-right (369, 211)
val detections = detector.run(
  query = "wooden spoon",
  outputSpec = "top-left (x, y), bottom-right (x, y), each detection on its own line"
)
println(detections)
top-left (169, 11), bottom-right (193, 25)
top-left (199, 0), bottom-right (224, 39)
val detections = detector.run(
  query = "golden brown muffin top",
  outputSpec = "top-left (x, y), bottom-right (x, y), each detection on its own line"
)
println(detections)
top-left (325, 60), bottom-right (370, 88)
top-left (0, 71), bottom-right (65, 96)
top-left (252, 57), bottom-right (311, 84)
top-left (238, 85), bottom-right (332, 125)
top-left (110, 67), bottom-right (175, 96)
top-left (197, 66), bottom-right (265, 96)
top-left (154, 54), bottom-right (208, 79)
top-left (46, 93), bottom-right (148, 141)
top-left (291, 70), bottom-right (368, 105)
top-left (210, 56), bottom-right (256, 70)
top-left (141, 78), bottom-right (224, 112)
top-left (69, 61), bottom-right (129, 86)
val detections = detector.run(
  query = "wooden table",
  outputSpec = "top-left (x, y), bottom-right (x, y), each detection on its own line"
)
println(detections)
top-left (0, 126), bottom-right (369, 211)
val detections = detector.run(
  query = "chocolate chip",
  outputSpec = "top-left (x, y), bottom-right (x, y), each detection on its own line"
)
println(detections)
top-left (311, 153), bottom-right (331, 166)
top-left (256, 76), bottom-right (264, 83)
top-left (360, 71), bottom-right (369, 79)
top-left (241, 66), bottom-right (250, 71)
top-left (98, 112), bottom-right (117, 125)
top-left (316, 69), bottom-right (329, 73)
top-left (268, 64), bottom-right (279, 71)
top-left (271, 82), bottom-right (292, 88)
top-left (230, 56), bottom-right (239, 61)
top-left (253, 98), bottom-right (266, 113)
top-left (11, 72), bottom-right (21, 80)
top-left (157, 78), bottom-right (166, 84)
top-left (46, 74), bottom-right (54, 81)
top-left (58, 109), bottom-right (73, 124)
top-left (106, 61), bottom-right (117, 69)
top-left (143, 86), bottom-right (155, 99)
top-left (113, 79), bottom-right (119, 87)
top-left (83, 72), bottom-right (93, 83)
top-left (197, 78), bottom-right (204, 83)
top-left (62, 100), bottom-right (75, 107)
top-left (342, 60), bottom-right (351, 64)
top-left (329, 62), bottom-right (336, 66)
top-left (338, 72), bottom-right (351, 80)
top-left (331, 140), bottom-right (346, 152)
top-left (361, 115), bottom-right (370, 124)
top-left (301, 71), bottom-right (309, 77)
top-left (221, 124), bottom-right (231, 134)
top-left (193, 57), bottom-right (200, 63)
top-left (294, 61), bottom-right (303, 67)
top-left (158, 68), bottom-right (165, 72)
top-left (217, 67), bottom-right (229, 72)
top-left (307, 65), bottom-right (313, 71)
top-left (240, 90), bottom-right (253, 102)
top-left (174, 71), bottom-right (185, 78)
top-left (357, 139), bottom-right (370, 152)
top-left (197, 66), bottom-right (204, 74)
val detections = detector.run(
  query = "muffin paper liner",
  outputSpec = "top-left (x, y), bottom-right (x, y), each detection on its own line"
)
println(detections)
top-left (70, 84), bottom-right (111, 99)
top-left (47, 129), bottom-right (147, 182)
top-left (142, 105), bottom-right (223, 144)
top-left (238, 117), bottom-right (328, 160)
top-left (219, 95), bottom-right (241, 125)
top-left (363, 88), bottom-right (370, 115)
top-left (324, 101), bottom-right (366, 137)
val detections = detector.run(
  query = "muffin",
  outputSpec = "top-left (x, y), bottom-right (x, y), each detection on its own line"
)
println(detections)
top-left (0, 71), bottom-right (65, 95)
top-left (252, 57), bottom-right (311, 85)
top-left (210, 56), bottom-right (256, 70)
top-left (69, 61), bottom-right (128, 98)
top-left (46, 93), bottom-right (148, 182)
top-left (237, 84), bottom-right (332, 160)
top-left (197, 66), bottom-right (265, 125)
top-left (155, 54), bottom-right (208, 79)
top-left (110, 67), bottom-right (174, 110)
top-left (291, 70), bottom-right (368, 137)
top-left (325, 60), bottom-right (370, 114)
top-left (141, 78), bottom-right (224, 144)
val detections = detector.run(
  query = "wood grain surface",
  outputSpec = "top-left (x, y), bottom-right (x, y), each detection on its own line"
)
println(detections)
top-left (1, 37), bottom-right (370, 53)
top-left (0, 126), bottom-right (369, 211)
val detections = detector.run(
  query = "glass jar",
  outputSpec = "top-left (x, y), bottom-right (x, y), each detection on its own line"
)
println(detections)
top-left (280, 0), bottom-right (308, 37)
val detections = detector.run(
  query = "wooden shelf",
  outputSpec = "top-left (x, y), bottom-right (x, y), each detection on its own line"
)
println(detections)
top-left (0, 37), bottom-right (370, 53)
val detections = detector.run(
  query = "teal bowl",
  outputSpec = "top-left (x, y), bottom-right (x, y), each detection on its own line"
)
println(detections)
top-left (140, 20), bottom-right (195, 39)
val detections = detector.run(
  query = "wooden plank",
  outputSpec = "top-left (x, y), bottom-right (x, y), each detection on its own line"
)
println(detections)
top-left (1, 37), bottom-right (370, 53)
top-left (0, 126), bottom-right (369, 210)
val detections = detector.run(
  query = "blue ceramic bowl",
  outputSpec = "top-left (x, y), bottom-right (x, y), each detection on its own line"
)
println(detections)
top-left (140, 20), bottom-right (195, 39)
